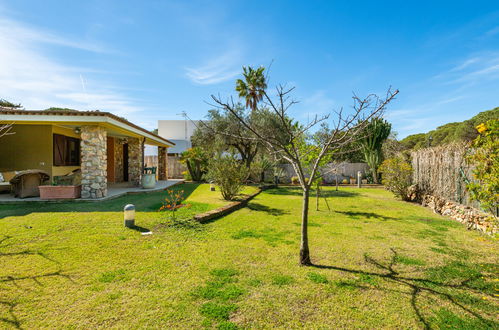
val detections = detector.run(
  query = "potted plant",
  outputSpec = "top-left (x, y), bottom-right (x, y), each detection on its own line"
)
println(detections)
top-left (349, 176), bottom-right (356, 185)
top-left (39, 176), bottom-right (81, 200)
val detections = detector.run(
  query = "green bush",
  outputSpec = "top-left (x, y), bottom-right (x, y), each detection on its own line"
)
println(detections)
top-left (207, 155), bottom-right (249, 200)
top-left (378, 157), bottom-right (413, 200)
top-left (466, 119), bottom-right (499, 215)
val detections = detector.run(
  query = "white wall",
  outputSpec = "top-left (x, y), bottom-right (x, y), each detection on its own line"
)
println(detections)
top-left (157, 120), bottom-right (199, 154)
top-left (158, 120), bottom-right (199, 140)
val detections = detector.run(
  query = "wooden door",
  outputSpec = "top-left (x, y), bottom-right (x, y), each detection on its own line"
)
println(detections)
top-left (123, 143), bottom-right (129, 182)
top-left (106, 137), bottom-right (115, 183)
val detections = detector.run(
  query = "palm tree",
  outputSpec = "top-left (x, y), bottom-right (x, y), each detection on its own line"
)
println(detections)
top-left (235, 66), bottom-right (267, 111)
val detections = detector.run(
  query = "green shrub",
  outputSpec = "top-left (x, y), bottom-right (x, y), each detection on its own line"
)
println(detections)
top-left (466, 119), bottom-right (499, 216)
top-left (291, 176), bottom-right (299, 184)
top-left (378, 157), bottom-right (412, 200)
top-left (207, 155), bottom-right (248, 200)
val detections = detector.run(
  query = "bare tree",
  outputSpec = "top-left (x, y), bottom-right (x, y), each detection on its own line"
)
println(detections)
top-left (0, 124), bottom-right (14, 139)
top-left (210, 83), bottom-right (398, 265)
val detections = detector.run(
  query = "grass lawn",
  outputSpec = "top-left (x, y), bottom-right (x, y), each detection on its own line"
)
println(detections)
top-left (0, 184), bottom-right (497, 329)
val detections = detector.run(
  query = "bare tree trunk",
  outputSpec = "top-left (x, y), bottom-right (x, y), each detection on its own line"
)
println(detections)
top-left (300, 188), bottom-right (312, 265)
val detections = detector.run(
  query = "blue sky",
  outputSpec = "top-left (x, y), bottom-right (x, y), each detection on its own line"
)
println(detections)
top-left (1, 1), bottom-right (498, 138)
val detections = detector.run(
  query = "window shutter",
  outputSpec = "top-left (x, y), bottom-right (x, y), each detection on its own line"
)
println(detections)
top-left (53, 134), bottom-right (66, 166)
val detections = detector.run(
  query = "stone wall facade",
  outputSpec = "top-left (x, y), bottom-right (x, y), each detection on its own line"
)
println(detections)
top-left (419, 194), bottom-right (497, 235)
top-left (114, 139), bottom-right (124, 182)
top-left (128, 137), bottom-right (142, 186)
top-left (158, 146), bottom-right (167, 180)
top-left (81, 126), bottom-right (107, 199)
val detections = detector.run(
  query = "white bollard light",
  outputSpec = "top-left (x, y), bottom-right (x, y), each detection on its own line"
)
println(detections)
top-left (357, 171), bottom-right (362, 188)
top-left (124, 204), bottom-right (135, 228)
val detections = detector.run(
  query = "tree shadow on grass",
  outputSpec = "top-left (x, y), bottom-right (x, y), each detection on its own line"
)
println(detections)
top-left (265, 187), bottom-right (359, 198)
top-left (0, 236), bottom-right (73, 329)
top-left (247, 202), bottom-right (289, 216)
top-left (311, 248), bottom-right (497, 329)
top-left (334, 210), bottom-right (395, 221)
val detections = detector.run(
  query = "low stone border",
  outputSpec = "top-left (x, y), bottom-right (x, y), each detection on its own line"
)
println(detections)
top-left (194, 184), bottom-right (276, 223)
top-left (420, 194), bottom-right (498, 236)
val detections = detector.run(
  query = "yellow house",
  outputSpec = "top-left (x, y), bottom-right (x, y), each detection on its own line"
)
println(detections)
top-left (0, 109), bottom-right (174, 199)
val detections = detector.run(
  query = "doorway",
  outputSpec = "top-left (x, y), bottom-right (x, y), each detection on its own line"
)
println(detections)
top-left (123, 143), bottom-right (129, 182)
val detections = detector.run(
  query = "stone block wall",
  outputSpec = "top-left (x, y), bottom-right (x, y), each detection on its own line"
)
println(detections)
top-left (420, 194), bottom-right (497, 235)
top-left (128, 137), bottom-right (142, 186)
top-left (158, 147), bottom-right (167, 180)
top-left (81, 126), bottom-right (107, 198)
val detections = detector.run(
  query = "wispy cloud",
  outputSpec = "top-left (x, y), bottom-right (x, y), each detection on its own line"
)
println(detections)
top-left (185, 50), bottom-right (242, 85)
top-left (0, 17), bottom-right (108, 53)
top-left (301, 90), bottom-right (335, 118)
top-left (0, 16), bottom-right (143, 120)
top-left (484, 26), bottom-right (499, 38)
top-left (437, 52), bottom-right (499, 85)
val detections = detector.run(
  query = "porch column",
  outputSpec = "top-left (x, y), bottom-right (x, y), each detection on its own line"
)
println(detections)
top-left (128, 137), bottom-right (142, 186)
top-left (81, 126), bottom-right (107, 199)
top-left (158, 146), bottom-right (167, 180)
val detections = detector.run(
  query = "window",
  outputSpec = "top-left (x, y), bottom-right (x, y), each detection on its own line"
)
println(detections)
top-left (53, 134), bottom-right (80, 166)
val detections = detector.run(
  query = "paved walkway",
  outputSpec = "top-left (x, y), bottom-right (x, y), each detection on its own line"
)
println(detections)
top-left (0, 179), bottom-right (184, 204)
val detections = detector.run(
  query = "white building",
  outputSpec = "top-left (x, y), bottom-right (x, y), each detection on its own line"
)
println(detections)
top-left (158, 119), bottom-right (200, 155)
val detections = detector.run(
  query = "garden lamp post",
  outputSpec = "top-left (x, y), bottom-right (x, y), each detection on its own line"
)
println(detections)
top-left (124, 204), bottom-right (135, 228)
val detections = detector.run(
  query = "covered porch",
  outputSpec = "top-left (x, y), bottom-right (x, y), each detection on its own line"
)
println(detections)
top-left (0, 110), bottom-right (175, 200)
top-left (0, 179), bottom-right (184, 203)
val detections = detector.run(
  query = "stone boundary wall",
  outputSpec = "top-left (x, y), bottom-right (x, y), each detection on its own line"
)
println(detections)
top-left (420, 194), bottom-right (497, 235)
top-left (194, 185), bottom-right (275, 223)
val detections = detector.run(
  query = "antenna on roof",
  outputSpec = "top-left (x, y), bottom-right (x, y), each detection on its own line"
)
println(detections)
top-left (80, 74), bottom-right (89, 109)
top-left (176, 111), bottom-right (188, 140)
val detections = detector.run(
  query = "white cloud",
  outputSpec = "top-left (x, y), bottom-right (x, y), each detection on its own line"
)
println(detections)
top-left (301, 90), bottom-right (335, 118)
top-left (438, 52), bottom-right (499, 85)
top-left (0, 16), bottom-right (143, 119)
top-left (185, 50), bottom-right (241, 85)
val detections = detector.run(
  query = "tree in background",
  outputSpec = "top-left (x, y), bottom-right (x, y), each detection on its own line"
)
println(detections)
top-left (180, 147), bottom-right (208, 182)
top-left (400, 107), bottom-right (499, 150)
top-left (0, 99), bottom-right (22, 109)
top-left (210, 66), bottom-right (398, 265)
top-left (466, 119), bottom-right (499, 217)
top-left (207, 154), bottom-right (249, 200)
top-left (359, 118), bottom-right (391, 184)
top-left (236, 66), bottom-right (267, 111)
top-left (192, 105), bottom-right (260, 169)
